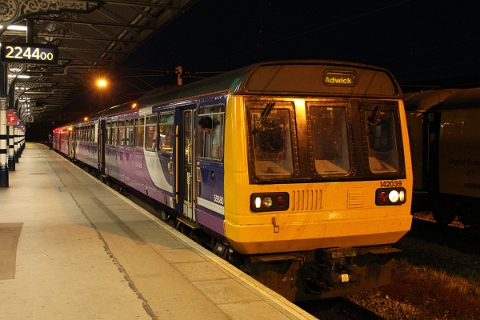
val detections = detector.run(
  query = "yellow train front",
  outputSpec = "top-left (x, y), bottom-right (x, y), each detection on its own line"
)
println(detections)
top-left (216, 61), bottom-right (412, 301)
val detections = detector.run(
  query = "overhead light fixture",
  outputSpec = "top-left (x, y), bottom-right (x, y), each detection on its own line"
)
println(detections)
top-left (8, 75), bottom-right (30, 79)
top-left (0, 25), bottom-right (28, 31)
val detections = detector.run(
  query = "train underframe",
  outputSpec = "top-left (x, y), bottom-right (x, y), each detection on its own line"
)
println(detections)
top-left (232, 246), bottom-right (399, 302)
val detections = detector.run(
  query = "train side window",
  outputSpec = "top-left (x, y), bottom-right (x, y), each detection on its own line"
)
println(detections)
top-left (309, 106), bottom-right (350, 175)
top-left (126, 119), bottom-right (134, 148)
top-left (145, 115), bottom-right (158, 152)
top-left (118, 120), bottom-right (125, 146)
top-left (363, 105), bottom-right (400, 173)
top-left (159, 113), bottom-right (174, 153)
top-left (135, 117), bottom-right (145, 149)
top-left (111, 121), bottom-right (117, 145)
top-left (106, 121), bottom-right (112, 145)
top-left (197, 106), bottom-right (224, 160)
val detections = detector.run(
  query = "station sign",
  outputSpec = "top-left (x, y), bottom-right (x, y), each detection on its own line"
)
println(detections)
top-left (1, 43), bottom-right (58, 65)
top-left (7, 110), bottom-right (18, 126)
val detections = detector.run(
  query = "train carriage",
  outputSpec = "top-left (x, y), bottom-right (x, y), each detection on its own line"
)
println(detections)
top-left (54, 60), bottom-right (413, 302)
top-left (52, 123), bottom-right (75, 158)
top-left (405, 88), bottom-right (480, 226)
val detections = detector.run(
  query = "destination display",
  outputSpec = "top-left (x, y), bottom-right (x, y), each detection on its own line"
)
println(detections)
top-left (323, 71), bottom-right (357, 86)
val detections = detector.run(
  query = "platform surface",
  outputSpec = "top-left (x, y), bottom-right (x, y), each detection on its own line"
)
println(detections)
top-left (0, 143), bottom-right (315, 320)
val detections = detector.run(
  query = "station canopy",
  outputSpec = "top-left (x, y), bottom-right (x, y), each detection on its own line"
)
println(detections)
top-left (0, 0), bottom-right (198, 125)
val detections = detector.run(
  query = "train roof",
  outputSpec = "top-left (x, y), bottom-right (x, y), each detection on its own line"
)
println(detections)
top-left (440, 87), bottom-right (480, 110)
top-left (403, 89), bottom-right (461, 112)
top-left (72, 60), bottom-right (402, 123)
top-left (136, 59), bottom-right (402, 107)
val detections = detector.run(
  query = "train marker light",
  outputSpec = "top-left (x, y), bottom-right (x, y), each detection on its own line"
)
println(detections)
top-left (379, 191), bottom-right (387, 203)
top-left (255, 197), bottom-right (262, 209)
top-left (276, 195), bottom-right (286, 207)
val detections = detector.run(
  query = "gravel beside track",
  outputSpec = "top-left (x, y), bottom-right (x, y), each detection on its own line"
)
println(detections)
top-left (347, 226), bottom-right (480, 320)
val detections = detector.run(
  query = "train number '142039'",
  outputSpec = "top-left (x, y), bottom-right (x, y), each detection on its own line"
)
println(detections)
top-left (380, 180), bottom-right (402, 188)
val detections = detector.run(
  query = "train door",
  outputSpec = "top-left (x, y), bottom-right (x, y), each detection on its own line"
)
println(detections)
top-left (181, 109), bottom-right (196, 221)
top-left (99, 120), bottom-right (106, 174)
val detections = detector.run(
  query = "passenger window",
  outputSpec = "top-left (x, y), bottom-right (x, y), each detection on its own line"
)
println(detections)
top-left (159, 113), bottom-right (174, 153)
top-left (363, 105), bottom-right (400, 173)
top-left (118, 120), bottom-right (125, 146)
top-left (135, 117), bottom-right (145, 149)
top-left (111, 121), bottom-right (117, 146)
top-left (145, 115), bottom-right (158, 152)
top-left (309, 106), bottom-right (350, 175)
top-left (197, 105), bottom-right (224, 160)
top-left (247, 101), bottom-right (294, 176)
top-left (125, 119), bottom-right (134, 148)
top-left (106, 122), bottom-right (112, 145)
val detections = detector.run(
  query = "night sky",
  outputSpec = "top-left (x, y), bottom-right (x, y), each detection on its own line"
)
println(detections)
top-left (72, 0), bottom-right (480, 109)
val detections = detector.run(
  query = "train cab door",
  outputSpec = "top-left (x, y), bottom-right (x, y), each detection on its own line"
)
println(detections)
top-left (181, 108), bottom-right (197, 221)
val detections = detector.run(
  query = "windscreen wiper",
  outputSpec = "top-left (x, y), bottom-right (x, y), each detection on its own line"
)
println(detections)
top-left (367, 105), bottom-right (381, 128)
top-left (252, 102), bottom-right (276, 135)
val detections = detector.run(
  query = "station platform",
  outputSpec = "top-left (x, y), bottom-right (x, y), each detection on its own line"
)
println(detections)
top-left (0, 143), bottom-right (315, 320)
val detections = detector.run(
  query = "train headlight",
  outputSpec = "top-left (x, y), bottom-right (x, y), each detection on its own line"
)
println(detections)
top-left (375, 188), bottom-right (407, 206)
top-left (251, 192), bottom-right (289, 212)
top-left (263, 197), bottom-right (273, 208)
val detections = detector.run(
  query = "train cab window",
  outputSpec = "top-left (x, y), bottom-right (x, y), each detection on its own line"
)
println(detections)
top-left (247, 101), bottom-right (294, 177)
top-left (309, 105), bottom-right (350, 175)
top-left (363, 105), bottom-right (400, 173)
top-left (197, 106), bottom-right (224, 160)
top-left (126, 119), bottom-right (134, 148)
top-left (118, 120), bottom-right (125, 146)
top-left (135, 118), bottom-right (145, 149)
top-left (159, 113), bottom-right (174, 153)
top-left (145, 115), bottom-right (158, 152)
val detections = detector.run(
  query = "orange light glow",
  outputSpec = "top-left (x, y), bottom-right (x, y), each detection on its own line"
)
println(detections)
top-left (68, 126), bottom-right (73, 131)
top-left (131, 102), bottom-right (137, 109)
top-left (84, 117), bottom-right (89, 122)
top-left (97, 78), bottom-right (107, 87)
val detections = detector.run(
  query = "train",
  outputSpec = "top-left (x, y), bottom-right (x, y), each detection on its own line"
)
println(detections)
top-left (53, 60), bottom-right (413, 302)
top-left (405, 88), bottom-right (480, 227)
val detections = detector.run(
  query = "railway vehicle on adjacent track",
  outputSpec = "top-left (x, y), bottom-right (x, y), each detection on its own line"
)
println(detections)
top-left (53, 60), bottom-right (413, 302)
top-left (405, 88), bottom-right (480, 226)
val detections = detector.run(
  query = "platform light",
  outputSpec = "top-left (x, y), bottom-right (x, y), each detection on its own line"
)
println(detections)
top-left (96, 78), bottom-right (107, 88)
top-left (0, 25), bottom-right (28, 31)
